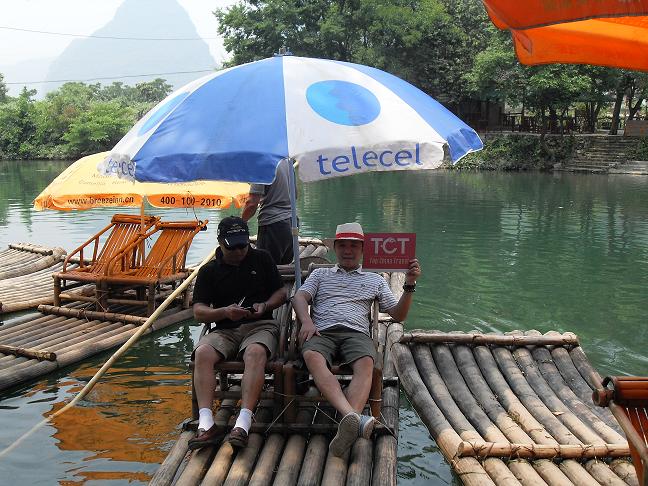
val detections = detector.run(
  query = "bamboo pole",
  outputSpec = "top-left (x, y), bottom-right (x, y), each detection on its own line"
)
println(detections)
top-left (224, 403), bottom-right (274, 486)
top-left (558, 460), bottom-right (599, 486)
top-left (526, 332), bottom-right (626, 444)
top-left (411, 339), bottom-right (526, 484)
top-left (391, 324), bottom-right (496, 486)
top-left (177, 392), bottom-right (238, 486)
top-left (372, 322), bottom-right (399, 486)
top-left (458, 440), bottom-right (630, 458)
top-left (530, 459), bottom-right (574, 486)
top-left (0, 250), bottom-right (213, 460)
top-left (609, 459), bottom-right (639, 486)
top-left (274, 387), bottom-right (320, 485)
top-left (507, 459), bottom-right (548, 486)
top-left (248, 434), bottom-right (285, 486)
top-left (297, 392), bottom-right (335, 486)
top-left (424, 341), bottom-right (509, 441)
top-left (546, 331), bottom-right (620, 430)
top-left (37, 304), bottom-right (148, 324)
top-left (510, 337), bottom-right (603, 445)
top-left (490, 344), bottom-right (581, 444)
top-left (450, 340), bottom-right (534, 444)
top-left (346, 435), bottom-right (373, 486)
top-left (585, 459), bottom-right (628, 486)
top-left (0, 344), bottom-right (55, 361)
top-left (149, 430), bottom-right (193, 486)
top-left (409, 342), bottom-right (485, 441)
top-left (0, 314), bottom-right (66, 339)
top-left (399, 332), bottom-right (579, 346)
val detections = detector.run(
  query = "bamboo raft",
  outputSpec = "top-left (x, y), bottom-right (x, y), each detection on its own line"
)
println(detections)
top-left (0, 302), bottom-right (194, 392)
top-left (148, 272), bottom-right (404, 486)
top-left (392, 329), bottom-right (638, 486)
top-left (0, 243), bottom-right (81, 314)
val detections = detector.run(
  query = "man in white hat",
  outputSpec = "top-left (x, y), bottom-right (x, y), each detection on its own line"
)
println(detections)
top-left (292, 222), bottom-right (421, 457)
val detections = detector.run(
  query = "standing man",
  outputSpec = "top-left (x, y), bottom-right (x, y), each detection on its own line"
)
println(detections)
top-left (242, 158), bottom-right (294, 265)
top-left (292, 222), bottom-right (421, 457)
top-left (189, 216), bottom-right (287, 450)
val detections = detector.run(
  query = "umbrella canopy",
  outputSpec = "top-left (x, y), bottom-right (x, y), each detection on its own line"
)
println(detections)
top-left (34, 152), bottom-right (250, 211)
top-left (100, 55), bottom-right (483, 184)
top-left (482, 0), bottom-right (648, 71)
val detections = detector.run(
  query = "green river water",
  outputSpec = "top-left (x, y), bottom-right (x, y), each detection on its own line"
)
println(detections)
top-left (0, 160), bottom-right (647, 485)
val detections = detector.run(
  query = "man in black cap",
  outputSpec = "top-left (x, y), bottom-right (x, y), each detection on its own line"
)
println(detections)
top-left (189, 216), bottom-right (287, 450)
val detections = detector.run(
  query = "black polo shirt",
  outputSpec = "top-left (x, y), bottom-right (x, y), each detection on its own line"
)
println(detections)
top-left (192, 246), bottom-right (283, 328)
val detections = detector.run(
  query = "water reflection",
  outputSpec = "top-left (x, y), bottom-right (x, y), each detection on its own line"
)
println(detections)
top-left (1, 161), bottom-right (648, 484)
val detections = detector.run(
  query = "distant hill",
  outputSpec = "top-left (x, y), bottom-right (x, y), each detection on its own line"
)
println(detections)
top-left (44, 0), bottom-right (216, 94)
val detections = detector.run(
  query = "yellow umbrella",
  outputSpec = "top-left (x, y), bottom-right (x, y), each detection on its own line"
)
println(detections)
top-left (33, 152), bottom-right (250, 211)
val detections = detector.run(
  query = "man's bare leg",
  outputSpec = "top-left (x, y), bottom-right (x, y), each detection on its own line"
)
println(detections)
top-left (230, 343), bottom-right (268, 448)
top-left (240, 343), bottom-right (268, 410)
top-left (303, 350), bottom-right (355, 416)
top-left (194, 344), bottom-right (222, 410)
top-left (343, 356), bottom-right (374, 413)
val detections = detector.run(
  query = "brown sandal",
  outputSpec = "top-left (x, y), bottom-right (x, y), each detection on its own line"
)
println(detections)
top-left (228, 426), bottom-right (249, 448)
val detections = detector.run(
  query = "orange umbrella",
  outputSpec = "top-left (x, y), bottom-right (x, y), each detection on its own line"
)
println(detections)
top-left (482, 0), bottom-right (648, 71)
top-left (33, 152), bottom-right (250, 211)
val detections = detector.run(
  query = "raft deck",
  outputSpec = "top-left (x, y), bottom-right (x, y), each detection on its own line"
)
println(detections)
top-left (393, 328), bottom-right (637, 485)
top-left (149, 272), bottom-right (405, 486)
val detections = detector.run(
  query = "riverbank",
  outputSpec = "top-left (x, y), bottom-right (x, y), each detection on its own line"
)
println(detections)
top-left (452, 132), bottom-right (648, 173)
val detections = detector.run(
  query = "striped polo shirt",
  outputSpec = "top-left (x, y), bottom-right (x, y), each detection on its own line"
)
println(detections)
top-left (299, 265), bottom-right (398, 335)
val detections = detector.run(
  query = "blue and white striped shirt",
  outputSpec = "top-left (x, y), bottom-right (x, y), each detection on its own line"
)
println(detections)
top-left (299, 265), bottom-right (398, 335)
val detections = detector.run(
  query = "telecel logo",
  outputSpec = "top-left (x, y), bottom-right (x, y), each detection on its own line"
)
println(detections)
top-left (316, 143), bottom-right (422, 176)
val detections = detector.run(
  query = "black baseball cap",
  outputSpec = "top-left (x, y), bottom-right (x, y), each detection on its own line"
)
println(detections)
top-left (217, 216), bottom-right (250, 248)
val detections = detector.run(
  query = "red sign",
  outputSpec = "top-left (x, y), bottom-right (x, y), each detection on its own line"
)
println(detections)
top-left (363, 233), bottom-right (416, 272)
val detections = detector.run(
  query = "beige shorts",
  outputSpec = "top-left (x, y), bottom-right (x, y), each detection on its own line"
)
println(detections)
top-left (193, 320), bottom-right (279, 360)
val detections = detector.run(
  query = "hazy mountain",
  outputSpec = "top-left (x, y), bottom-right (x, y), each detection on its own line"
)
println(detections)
top-left (1, 58), bottom-right (55, 97)
top-left (44, 0), bottom-right (216, 94)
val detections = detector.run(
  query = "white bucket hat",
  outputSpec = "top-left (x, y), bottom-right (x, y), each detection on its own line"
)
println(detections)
top-left (323, 222), bottom-right (364, 248)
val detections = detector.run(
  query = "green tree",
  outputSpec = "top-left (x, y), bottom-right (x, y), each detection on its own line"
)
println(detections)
top-left (216, 0), bottom-right (470, 102)
top-left (0, 87), bottom-right (38, 158)
top-left (0, 73), bottom-right (8, 103)
top-left (63, 101), bottom-right (136, 156)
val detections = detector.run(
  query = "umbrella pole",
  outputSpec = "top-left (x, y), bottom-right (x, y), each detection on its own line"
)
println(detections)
top-left (289, 160), bottom-right (301, 292)
top-left (140, 200), bottom-right (145, 234)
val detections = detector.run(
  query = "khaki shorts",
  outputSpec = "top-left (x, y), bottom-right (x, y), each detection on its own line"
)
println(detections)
top-left (193, 320), bottom-right (279, 360)
top-left (301, 326), bottom-right (376, 367)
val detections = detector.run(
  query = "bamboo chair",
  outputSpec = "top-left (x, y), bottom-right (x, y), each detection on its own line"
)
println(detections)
top-left (53, 214), bottom-right (159, 306)
top-left (283, 263), bottom-right (384, 423)
top-left (189, 280), bottom-right (294, 422)
top-left (100, 220), bottom-right (208, 315)
top-left (594, 376), bottom-right (648, 486)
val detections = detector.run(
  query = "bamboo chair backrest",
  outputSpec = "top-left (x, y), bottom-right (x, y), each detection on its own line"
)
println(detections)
top-left (594, 376), bottom-right (648, 486)
top-left (63, 214), bottom-right (158, 273)
top-left (106, 220), bottom-right (207, 280)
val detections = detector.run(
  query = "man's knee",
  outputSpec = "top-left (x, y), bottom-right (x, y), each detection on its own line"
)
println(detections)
top-left (303, 350), bottom-right (327, 370)
top-left (243, 343), bottom-right (268, 368)
top-left (194, 344), bottom-right (220, 369)
top-left (352, 356), bottom-right (374, 377)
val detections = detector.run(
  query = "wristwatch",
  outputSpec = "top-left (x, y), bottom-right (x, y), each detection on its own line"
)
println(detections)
top-left (403, 283), bottom-right (416, 293)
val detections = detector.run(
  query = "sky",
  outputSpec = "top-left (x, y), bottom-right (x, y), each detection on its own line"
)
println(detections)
top-left (0, 0), bottom-right (236, 91)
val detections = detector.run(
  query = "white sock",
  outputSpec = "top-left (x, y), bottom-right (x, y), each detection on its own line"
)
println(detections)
top-left (234, 408), bottom-right (253, 433)
top-left (198, 408), bottom-right (214, 431)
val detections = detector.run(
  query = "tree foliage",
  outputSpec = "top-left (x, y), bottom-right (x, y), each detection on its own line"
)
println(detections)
top-left (0, 78), bottom-right (172, 159)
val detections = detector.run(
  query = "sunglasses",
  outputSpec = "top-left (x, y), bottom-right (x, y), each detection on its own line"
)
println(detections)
top-left (224, 243), bottom-right (248, 251)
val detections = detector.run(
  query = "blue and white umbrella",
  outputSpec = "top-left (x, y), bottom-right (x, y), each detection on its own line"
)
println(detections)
top-left (100, 55), bottom-right (482, 184)
top-left (100, 54), bottom-right (483, 287)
